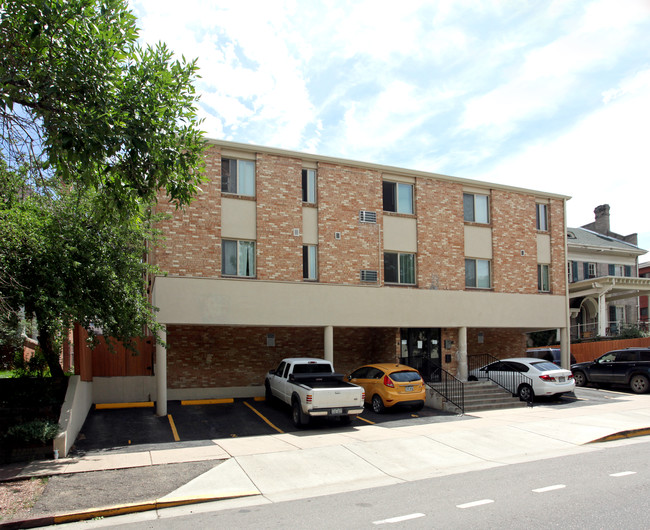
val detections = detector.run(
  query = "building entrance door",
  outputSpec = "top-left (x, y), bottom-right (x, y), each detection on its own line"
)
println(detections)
top-left (400, 328), bottom-right (441, 382)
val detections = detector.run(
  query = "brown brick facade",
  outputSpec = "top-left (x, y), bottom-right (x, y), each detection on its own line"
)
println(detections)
top-left (166, 325), bottom-right (399, 388)
top-left (151, 143), bottom-right (566, 392)
top-left (491, 190), bottom-right (538, 294)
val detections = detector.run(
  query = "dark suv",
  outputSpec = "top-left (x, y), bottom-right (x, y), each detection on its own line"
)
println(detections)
top-left (527, 348), bottom-right (576, 366)
top-left (571, 348), bottom-right (650, 394)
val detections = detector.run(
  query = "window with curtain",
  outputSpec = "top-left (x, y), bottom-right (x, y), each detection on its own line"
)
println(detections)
top-left (463, 193), bottom-right (489, 224)
top-left (383, 252), bottom-right (416, 284)
top-left (302, 245), bottom-right (317, 280)
top-left (383, 181), bottom-right (414, 214)
top-left (222, 240), bottom-right (255, 277)
top-left (221, 158), bottom-right (255, 196)
top-left (465, 259), bottom-right (491, 288)
top-left (538, 264), bottom-right (550, 292)
top-left (302, 169), bottom-right (316, 203)
top-left (536, 203), bottom-right (548, 231)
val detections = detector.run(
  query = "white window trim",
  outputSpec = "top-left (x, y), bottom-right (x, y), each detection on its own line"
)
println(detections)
top-left (538, 264), bottom-right (550, 292)
top-left (384, 251), bottom-right (416, 285)
top-left (222, 158), bottom-right (256, 196)
top-left (465, 258), bottom-right (491, 289)
top-left (463, 193), bottom-right (490, 224)
top-left (222, 239), bottom-right (256, 277)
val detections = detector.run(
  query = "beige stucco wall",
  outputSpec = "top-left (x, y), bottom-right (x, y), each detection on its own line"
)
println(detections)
top-left (464, 225), bottom-right (492, 259)
top-left (384, 216), bottom-right (417, 252)
top-left (537, 233), bottom-right (551, 263)
top-left (153, 276), bottom-right (566, 330)
top-left (221, 197), bottom-right (256, 239)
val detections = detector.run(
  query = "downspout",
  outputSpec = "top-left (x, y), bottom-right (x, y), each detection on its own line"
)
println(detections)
top-left (561, 198), bottom-right (571, 369)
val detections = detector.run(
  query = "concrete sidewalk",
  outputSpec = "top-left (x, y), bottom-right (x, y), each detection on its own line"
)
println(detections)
top-left (2, 392), bottom-right (650, 527)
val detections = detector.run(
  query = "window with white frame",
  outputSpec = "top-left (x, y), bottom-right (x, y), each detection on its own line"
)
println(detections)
top-left (302, 169), bottom-right (316, 203)
top-left (538, 264), bottom-right (550, 292)
top-left (222, 240), bottom-right (255, 277)
top-left (536, 203), bottom-right (548, 231)
top-left (384, 252), bottom-right (415, 284)
top-left (465, 258), bottom-right (491, 288)
top-left (463, 193), bottom-right (489, 224)
top-left (588, 262), bottom-right (596, 278)
top-left (383, 181), bottom-right (413, 214)
top-left (221, 158), bottom-right (255, 196)
top-left (302, 245), bottom-right (317, 280)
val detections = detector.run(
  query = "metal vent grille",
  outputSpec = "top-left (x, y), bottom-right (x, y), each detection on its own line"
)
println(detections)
top-left (360, 270), bottom-right (378, 283)
top-left (359, 210), bottom-right (377, 223)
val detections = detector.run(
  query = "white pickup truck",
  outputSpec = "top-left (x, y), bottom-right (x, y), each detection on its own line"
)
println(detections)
top-left (265, 358), bottom-right (365, 427)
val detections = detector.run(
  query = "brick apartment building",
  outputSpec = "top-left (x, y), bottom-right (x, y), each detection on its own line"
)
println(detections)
top-left (135, 139), bottom-right (571, 414)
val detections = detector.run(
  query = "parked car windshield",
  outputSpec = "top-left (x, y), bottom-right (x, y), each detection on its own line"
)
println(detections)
top-left (530, 361), bottom-right (562, 372)
top-left (389, 370), bottom-right (422, 382)
top-left (293, 363), bottom-right (333, 374)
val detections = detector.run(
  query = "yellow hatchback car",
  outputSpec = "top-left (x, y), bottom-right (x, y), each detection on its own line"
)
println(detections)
top-left (348, 363), bottom-right (426, 413)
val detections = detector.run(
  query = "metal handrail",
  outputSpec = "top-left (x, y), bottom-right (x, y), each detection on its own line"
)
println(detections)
top-left (467, 354), bottom-right (534, 405)
top-left (424, 366), bottom-right (464, 414)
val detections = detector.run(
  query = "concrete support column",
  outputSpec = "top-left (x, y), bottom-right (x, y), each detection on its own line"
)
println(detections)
top-left (156, 325), bottom-right (167, 417)
top-left (324, 326), bottom-right (334, 364)
top-left (457, 327), bottom-right (468, 381)
top-left (560, 327), bottom-right (570, 369)
top-left (598, 293), bottom-right (607, 336)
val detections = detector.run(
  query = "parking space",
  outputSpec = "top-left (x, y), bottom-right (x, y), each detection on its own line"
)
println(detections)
top-left (71, 387), bottom-right (634, 454)
top-left (72, 397), bottom-right (454, 453)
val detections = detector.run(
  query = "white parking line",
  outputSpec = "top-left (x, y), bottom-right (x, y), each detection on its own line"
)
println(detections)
top-left (457, 499), bottom-right (494, 509)
top-left (373, 513), bottom-right (426, 525)
top-left (610, 471), bottom-right (636, 477)
top-left (533, 484), bottom-right (566, 493)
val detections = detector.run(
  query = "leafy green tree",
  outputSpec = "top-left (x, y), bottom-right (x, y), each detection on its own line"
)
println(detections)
top-left (0, 183), bottom-right (164, 377)
top-left (0, 0), bottom-right (206, 375)
top-left (1, 0), bottom-right (205, 215)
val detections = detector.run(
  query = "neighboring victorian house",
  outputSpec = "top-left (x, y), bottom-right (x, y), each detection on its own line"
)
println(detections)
top-left (138, 139), bottom-right (571, 416)
top-left (567, 204), bottom-right (649, 340)
top-left (640, 261), bottom-right (650, 329)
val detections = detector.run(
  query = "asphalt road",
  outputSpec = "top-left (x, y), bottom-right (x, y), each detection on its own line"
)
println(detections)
top-left (98, 435), bottom-right (650, 529)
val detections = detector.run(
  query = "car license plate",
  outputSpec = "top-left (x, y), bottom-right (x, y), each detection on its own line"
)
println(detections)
top-left (559, 377), bottom-right (565, 382)
top-left (405, 385), bottom-right (413, 392)
top-left (331, 408), bottom-right (342, 414)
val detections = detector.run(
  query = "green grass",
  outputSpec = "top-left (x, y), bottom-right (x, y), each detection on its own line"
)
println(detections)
top-left (0, 370), bottom-right (14, 378)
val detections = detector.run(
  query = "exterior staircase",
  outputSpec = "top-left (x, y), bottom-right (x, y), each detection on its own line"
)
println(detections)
top-left (428, 379), bottom-right (528, 413)
top-left (463, 380), bottom-right (528, 412)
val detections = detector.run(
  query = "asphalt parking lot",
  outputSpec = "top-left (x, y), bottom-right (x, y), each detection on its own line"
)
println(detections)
top-left (71, 386), bottom-right (636, 455)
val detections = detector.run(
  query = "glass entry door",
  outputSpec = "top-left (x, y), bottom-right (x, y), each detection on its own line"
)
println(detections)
top-left (400, 328), bottom-right (441, 382)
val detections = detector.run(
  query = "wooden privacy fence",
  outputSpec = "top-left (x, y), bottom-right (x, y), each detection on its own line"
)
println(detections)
top-left (74, 325), bottom-right (154, 380)
top-left (558, 337), bottom-right (650, 363)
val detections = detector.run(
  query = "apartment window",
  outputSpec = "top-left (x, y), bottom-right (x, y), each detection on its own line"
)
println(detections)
top-left (538, 264), bottom-right (550, 292)
top-left (465, 259), bottom-right (491, 288)
top-left (222, 240), bottom-right (255, 277)
top-left (536, 203), bottom-right (548, 231)
top-left (302, 169), bottom-right (316, 203)
top-left (302, 245), bottom-right (317, 280)
top-left (384, 252), bottom-right (415, 284)
top-left (383, 181), bottom-right (413, 214)
top-left (221, 158), bottom-right (255, 196)
top-left (463, 193), bottom-right (489, 224)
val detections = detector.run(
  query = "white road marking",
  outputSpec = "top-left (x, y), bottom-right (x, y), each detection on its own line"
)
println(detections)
top-left (373, 513), bottom-right (426, 525)
top-left (533, 484), bottom-right (566, 493)
top-left (457, 499), bottom-right (494, 509)
top-left (610, 471), bottom-right (636, 477)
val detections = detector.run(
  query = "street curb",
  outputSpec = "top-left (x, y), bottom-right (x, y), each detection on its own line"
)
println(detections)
top-left (0, 491), bottom-right (260, 529)
top-left (587, 427), bottom-right (650, 444)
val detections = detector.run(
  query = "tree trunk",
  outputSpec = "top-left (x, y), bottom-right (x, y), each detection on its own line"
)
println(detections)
top-left (38, 326), bottom-right (65, 378)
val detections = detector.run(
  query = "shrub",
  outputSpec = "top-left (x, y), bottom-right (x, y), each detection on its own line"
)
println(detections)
top-left (12, 348), bottom-right (51, 378)
top-left (5, 419), bottom-right (60, 444)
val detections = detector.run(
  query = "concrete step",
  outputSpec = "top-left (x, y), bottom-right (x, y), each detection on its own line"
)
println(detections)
top-left (428, 380), bottom-right (527, 413)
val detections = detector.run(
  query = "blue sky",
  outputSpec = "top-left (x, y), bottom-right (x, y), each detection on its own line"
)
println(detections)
top-left (130, 0), bottom-right (650, 261)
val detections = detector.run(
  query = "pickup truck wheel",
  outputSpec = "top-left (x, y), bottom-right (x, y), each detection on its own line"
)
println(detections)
top-left (629, 374), bottom-right (650, 394)
top-left (573, 371), bottom-right (587, 387)
top-left (292, 400), bottom-right (309, 427)
top-left (264, 382), bottom-right (273, 403)
top-left (371, 394), bottom-right (385, 414)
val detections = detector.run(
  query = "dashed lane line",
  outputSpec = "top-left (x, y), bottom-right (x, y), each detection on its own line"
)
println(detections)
top-left (457, 499), bottom-right (494, 509)
top-left (610, 471), bottom-right (637, 477)
top-left (373, 513), bottom-right (426, 525)
top-left (533, 484), bottom-right (566, 493)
